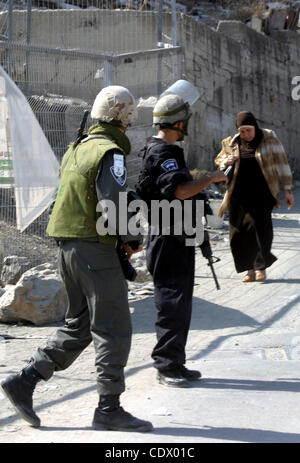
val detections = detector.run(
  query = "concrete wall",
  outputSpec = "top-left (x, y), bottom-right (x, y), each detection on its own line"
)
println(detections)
top-left (0, 10), bottom-right (178, 102)
top-left (0, 9), bottom-right (172, 53)
top-left (1, 9), bottom-right (299, 178)
top-left (0, 9), bottom-right (166, 53)
top-left (181, 17), bottom-right (300, 177)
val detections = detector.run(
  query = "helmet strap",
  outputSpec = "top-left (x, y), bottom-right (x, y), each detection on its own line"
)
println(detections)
top-left (156, 122), bottom-right (185, 135)
top-left (171, 126), bottom-right (185, 135)
top-left (173, 119), bottom-right (190, 136)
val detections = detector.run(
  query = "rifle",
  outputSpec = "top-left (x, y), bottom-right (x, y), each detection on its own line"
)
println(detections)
top-left (74, 110), bottom-right (90, 147)
top-left (192, 192), bottom-right (221, 290)
top-left (47, 111), bottom-right (89, 217)
top-left (116, 191), bottom-right (142, 282)
top-left (199, 230), bottom-right (221, 290)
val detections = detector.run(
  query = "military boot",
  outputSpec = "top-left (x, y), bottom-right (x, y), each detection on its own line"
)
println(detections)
top-left (180, 366), bottom-right (202, 381)
top-left (92, 394), bottom-right (153, 432)
top-left (0, 364), bottom-right (43, 427)
top-left (157, 368), bottom-right (190, 387)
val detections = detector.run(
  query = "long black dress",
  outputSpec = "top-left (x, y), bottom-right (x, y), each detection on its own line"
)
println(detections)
top-left (229, 136), bottom-right (277, 273)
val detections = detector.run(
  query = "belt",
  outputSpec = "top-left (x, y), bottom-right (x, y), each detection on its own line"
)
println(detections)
top-left (55, 237), bottom-right (99, 246)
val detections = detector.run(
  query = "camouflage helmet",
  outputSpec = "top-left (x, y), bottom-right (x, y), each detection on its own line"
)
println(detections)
top-left (91, 85), bottom-right (137, 126)
top-left (153, 93), bottom-right (192, 126)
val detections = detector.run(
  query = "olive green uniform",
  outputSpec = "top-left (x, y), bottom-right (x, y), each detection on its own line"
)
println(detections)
top-left (30, 123), bottom-right (140, 396)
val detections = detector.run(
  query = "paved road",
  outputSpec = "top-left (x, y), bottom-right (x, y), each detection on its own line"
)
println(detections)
top-left (0, 186), bottom-right (300, 444)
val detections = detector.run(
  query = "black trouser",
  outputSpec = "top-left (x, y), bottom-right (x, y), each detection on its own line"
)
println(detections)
top-left (30, 240), bottom-right (131, 396)
top-left (146, 234), bottom-right (195, 371)
top-left (229, 197), bottom-right (277, 273)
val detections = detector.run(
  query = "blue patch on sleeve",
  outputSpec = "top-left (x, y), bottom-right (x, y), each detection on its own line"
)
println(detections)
top-left (110, 166), bottom-right (127, 186)
top-left (161, 159), bottom-right (179, 172)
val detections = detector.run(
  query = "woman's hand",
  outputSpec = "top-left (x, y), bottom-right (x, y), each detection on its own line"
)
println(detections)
top-left (284, 191), bottom-right (295, 210)
top-left (226, 154), bottom-right (238, 166)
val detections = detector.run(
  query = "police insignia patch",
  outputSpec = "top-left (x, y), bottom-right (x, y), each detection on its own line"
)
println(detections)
top-left (110, 166), bottom-right (127, 186)
top-left (161, 158), bottom-right (179, 172)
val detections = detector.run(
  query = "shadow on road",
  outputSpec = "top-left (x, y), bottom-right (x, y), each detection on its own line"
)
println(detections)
top-left (22, 422), bottom-right (300, 443)
top-left (154, 425), bottom-right (300, 443)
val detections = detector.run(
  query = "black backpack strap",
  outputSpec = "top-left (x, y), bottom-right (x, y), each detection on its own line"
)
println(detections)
top-left (139, 141), bottom-right (159, 161)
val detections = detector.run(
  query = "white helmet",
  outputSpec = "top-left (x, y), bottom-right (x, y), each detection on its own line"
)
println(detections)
top-left (91, 85), bottom-right (137, 126)
top-left (153, 94), bottom-right (192, 125)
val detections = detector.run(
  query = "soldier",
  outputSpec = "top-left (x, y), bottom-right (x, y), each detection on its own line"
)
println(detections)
top-left (1, 86), bottom-right (153, 433)
top-left (136, 90), bottom-right (227, 388)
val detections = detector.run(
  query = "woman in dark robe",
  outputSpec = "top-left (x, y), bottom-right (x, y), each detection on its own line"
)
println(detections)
top-left (215, 111), bottom-right (294, 282)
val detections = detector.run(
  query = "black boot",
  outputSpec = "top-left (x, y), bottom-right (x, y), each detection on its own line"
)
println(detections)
top-left (92, 394), bottom-right (153, 432)
top-left (180, 366), bottom-right (202, 381)
top-left (157, 368), bottom-right (190, 388)
top-left (0, 364), bottom-right (43, 427)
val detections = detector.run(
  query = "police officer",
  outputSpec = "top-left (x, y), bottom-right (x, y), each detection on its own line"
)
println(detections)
top-left (138, 92), bottom-right (227, 387)
top-left (0, 86), bottom-right (153, 433)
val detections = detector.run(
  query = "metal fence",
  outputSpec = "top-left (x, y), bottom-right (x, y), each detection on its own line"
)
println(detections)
top-left (0, 41), bottom-right (182, 104)
top-left (0, 1), bottom-right (184, 268)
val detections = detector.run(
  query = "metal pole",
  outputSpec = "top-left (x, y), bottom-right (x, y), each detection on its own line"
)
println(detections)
top-left (25, 0), bottom-right (32, 95)
top-left (7, 0), bottom-right (13, 77)
top-left (157, 0), bottom-right (163, 46)
top-left (104, 60), bottom-right (113, 87)
top-left (171, 0), bottom-right (177, 46)
top-left (157, 0), bottom-right (163, 95)
top-left (171, 0), bottom-right (179, 82)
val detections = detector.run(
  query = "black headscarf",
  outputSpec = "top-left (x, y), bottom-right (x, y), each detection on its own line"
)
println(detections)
top-left (236, 111), bottom-right (264, 151)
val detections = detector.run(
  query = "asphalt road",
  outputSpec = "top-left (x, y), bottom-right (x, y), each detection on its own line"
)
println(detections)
top-left (0, 185), bottom-right (300, 445)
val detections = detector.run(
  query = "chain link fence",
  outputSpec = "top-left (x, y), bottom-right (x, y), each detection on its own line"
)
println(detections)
top-left (0, 2), bottom-right (183, 268)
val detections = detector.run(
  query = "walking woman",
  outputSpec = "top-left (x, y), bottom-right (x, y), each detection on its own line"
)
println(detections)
top-left (215, 111), bottom-right (294, 282)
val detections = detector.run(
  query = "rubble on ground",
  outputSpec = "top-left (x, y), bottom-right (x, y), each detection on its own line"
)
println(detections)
top-left (0, 262), bottom-right (67, 326)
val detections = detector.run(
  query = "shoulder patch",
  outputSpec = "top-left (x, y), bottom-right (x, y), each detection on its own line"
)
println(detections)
top-left (161, 158), bottom-right (179, 172)
top-left (113, 153), bottom-right (125, 177)
top-left (110, 165), bottom-right (127, 187)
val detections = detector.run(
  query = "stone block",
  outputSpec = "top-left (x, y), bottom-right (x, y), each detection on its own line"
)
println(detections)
top-left (0, 262), bottom-right (67, 326)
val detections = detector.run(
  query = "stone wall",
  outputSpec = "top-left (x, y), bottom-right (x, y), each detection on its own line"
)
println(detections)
top-left (180, 17), bottom-right (300, 177)
top-left (1, 9), bottom-right (299, 178)
top-left (0, 9), bottom-right (165, 53)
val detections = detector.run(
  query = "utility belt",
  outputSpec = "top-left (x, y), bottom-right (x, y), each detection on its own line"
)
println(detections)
top-left (54, 237), bottom-right (100, 247)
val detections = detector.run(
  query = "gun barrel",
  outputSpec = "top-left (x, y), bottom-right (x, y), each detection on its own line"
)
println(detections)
top-left (207, 258), bottom-right (220, 290)
top-left (199, 230), bottom-right (221, 290)
top-left (74, 110), bottom-right (90, 147)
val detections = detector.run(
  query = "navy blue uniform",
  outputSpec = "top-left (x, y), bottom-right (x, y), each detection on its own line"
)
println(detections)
top-left (141, 136), bottom-right (195, 372)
